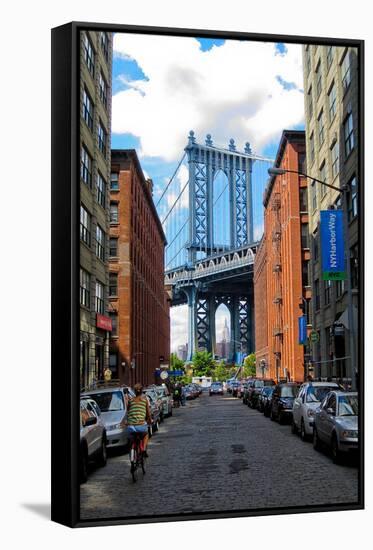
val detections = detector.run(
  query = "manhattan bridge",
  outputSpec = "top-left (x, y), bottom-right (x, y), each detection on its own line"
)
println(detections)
top-left (156, 131), bottom-right (274, 362)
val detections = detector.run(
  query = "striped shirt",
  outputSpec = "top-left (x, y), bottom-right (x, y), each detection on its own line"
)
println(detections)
top-left (127, 397), bottom-right (147, 425)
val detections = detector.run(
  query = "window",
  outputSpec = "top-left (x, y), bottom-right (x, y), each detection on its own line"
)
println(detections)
top-left (326, 46), bottom-right (334, 70)
top-left (348, 175), bottom-right (358, 220)
top-left (341, 51), bottom-right (351, 91)
top-left (301, 223), bottom-right (309, 249)
top-left (319, 161), bottom-right (327, 197)
top-left (307, 87), bottom-right (313, 118)
top-left (311, 180), bottom-right (317, 211)
top-left (109, 237), bottom-right (118, 257)
top-left (302, 261), bottom-right (309, 287)
top-left (80, 268), bottom-right (90, 307)
top-left (309, 132), bottom-right (315, 164)
top-left (298, 152), bottom-right (306, 174)
top-left (110, 172), bottom-right (119, 190)
top-left (100, 32), bottom-right (109, 61)
top-left (95, 281), bottom-right (104, 314)
top-left (82, 88), bottom-right (93, 131)
top-left (109, 272), bottom-right (118, 297)
top-left (344, 112), bottom-right (354, 157)
top-left (97, 172), bottom-right (106, 208)
top-left (80, 204), bottom-right (91, 245)
top-left (328, 82), bottom-right (337, 122)
top-left (315, 60), bottom-right (322, 98)
top-left (96, 225), bottom-right (105, 261)
top-left (80, 145), bottom-right (92, 186)
top-left (336, 279), bottom-right (345, 298)
top-left (299, 187), bottom-right (308, 212)
top-left (331, 141), bottom-right (339, 178)
top-left (315, 279), bottom-right (320, 310)
top-left (110, 202), bottom-right (118, 223)
top-left (324, 279), bottom-right (331, 305)
top-left (109, 314), bottom-right (118, 337)
top-left (98, 121), bottom-right (107, 156)
top-left (350, 244), bottom-right (358, 289)
top-left (317, 110), bottom-right (325, 147)
top-left (99, 72), bottom-right (108, 109)
top-left (84, 33), bottom-right (95, 75)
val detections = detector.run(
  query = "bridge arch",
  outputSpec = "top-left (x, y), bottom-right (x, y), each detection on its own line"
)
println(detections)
top-left (212, 169), bottom-right (230, 252)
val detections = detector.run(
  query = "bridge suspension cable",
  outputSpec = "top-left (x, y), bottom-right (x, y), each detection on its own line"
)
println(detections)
top-left (155, 152), bottom-right (186, 208)
top-left (160, 179), bottom-right (189, 226)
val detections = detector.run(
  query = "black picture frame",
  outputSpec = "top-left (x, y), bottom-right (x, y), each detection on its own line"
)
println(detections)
top-left (51, 21), bottom-right (364, 528)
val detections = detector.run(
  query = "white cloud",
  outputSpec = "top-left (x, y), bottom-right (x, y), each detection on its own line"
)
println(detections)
top-left (170, 305), bottom-right (188, 352)
top-left (112, 35), bottom-right (304, 162)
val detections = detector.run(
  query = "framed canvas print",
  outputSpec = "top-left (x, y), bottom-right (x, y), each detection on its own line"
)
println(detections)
top-left (51, 22), bottom-right (364, 528)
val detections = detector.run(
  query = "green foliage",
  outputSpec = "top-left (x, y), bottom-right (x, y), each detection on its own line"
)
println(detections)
top-left (213, 360), bottom-right (230, 382)
top-left (242, 353), bottom-right (256, 377)
top-left (170, 353), bottom-right (185, 371)
top-left (192, 350), bottom-right (216, 377)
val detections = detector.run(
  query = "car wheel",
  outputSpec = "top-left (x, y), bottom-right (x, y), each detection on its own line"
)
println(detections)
top-left (80, 446), bottom-right (88, 484)
top-left (270, 408), bottom-right (276, 421)
top-left (331, 434), bottom-right (342, 464)
top-left (97, 435), bottom-right (107, 467)
top-left (291, 419), bottom-right (298, 434)
top-left (300, 419), bottom-right (308, 441)
top-left (313, 427), bottom-right (321, 451)
top-left (278, 411), bottom-right (285, 425)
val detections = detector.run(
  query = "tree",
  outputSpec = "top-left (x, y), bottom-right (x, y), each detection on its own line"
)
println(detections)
top-left (213, 360), bottom-right (230, 382)
top-left (170, 353), bottom-right (184, 371)
top-left (192, 350), bottom-right (216, 377)
top-left (242, 353), bottom-right (256, 378)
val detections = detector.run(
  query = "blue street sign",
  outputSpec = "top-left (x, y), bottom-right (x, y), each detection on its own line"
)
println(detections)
top-left (298, 315), bottom-right (307, 345)
top-left (320, 210), bottom-right (346, 280)
top-left (168, 370), bottom-right (183, 376)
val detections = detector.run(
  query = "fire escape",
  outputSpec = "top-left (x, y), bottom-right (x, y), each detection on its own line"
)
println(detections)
top-left (271, 192), bottom-right (283, 381)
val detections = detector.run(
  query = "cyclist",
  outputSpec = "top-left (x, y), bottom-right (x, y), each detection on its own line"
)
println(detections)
top-left (126, 383), bottom-right (152, 456)
top-left (173, 383), bottom-right (182, 407)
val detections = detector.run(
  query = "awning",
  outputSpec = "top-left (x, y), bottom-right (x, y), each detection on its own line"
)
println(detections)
top-left (334, 306), bottom-right (358, 331)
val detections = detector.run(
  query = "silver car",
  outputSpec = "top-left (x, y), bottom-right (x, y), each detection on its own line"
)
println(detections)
top-left (313, 391), bottom-right (358, 463)
top-left (292, 382), bottom-right (341, 440)
top-left (80, 398), bottom-right (107, 483)
top-left (81, 387), bottom-right (129, 449)
top-left (154, 385), bottom-right (173, 417)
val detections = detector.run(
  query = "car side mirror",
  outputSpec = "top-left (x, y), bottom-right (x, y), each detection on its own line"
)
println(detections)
top-left (84, 416), bottom-right (97, 427)
top-left (326, 407), bottom-right (335, 416)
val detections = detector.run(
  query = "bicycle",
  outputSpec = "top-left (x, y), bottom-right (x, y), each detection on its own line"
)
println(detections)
top-left (129, 432), bottom-right (146, 482)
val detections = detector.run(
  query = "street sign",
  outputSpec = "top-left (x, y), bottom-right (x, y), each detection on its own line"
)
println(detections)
top-left (298, 316), bottom-right (307, 345)
top-left (160, 371), bottom-right (169, 380)
top-left (168, 370), bottom-right (183, 376)
top-left (309, 330), bottom-right (319, 343)
top-left (320, 210), bottom-right (346, 280)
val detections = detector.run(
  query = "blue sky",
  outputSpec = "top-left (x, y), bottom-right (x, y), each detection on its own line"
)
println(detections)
top-left (111, 34), bottom-right (305, 350)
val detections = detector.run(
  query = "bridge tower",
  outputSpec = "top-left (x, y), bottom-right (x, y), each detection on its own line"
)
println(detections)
top-left (179, 132), bottom-right (256, 362)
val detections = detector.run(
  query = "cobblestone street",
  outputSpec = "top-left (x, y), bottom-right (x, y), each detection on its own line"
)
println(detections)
top-left (80, 393), bottom-right (359, 520)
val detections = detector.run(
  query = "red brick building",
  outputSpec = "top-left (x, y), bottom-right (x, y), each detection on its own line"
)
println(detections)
top-left (109, 150), bottom-right (170, 386)
top-left (255, 130), bottom-right (311, 382)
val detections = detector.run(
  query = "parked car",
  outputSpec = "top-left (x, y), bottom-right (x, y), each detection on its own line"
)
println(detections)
top-left (144, 387), bottom-right (164, 421)
top-left (261, 386), bottom-right (275, 416)
top-left (257, 386), bottom-right (274, 412)
top-left (247, 379), bottom-right (275, 408)
top-left (226, 379), bottom-right (235, 393)
top-left (184, 385), bottom-right (194, 400)
top-left (209, 381), bottom-right (224, 395)
top-left (144, 391), bottom-right (162, 435)
top-left (81, 386), bottom-right (129, 450)
top-left (292, 381), bottom-right (341, 440)
top-left (154, 384), bottom-right (173, 417)
top-left (270, 383), bottom-right (300, 424)
top-left (80, 397), bottom-right (107, 483)
top-left (313, 391), bottom-right (358, 463)
top-left (242, 379), bottom-right (255, 404)
top-left (231, 380), bottom-right (241, 397)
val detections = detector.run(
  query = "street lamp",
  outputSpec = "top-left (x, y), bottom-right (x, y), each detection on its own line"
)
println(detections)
top-left (268, 167), bottom-right (357, 390)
